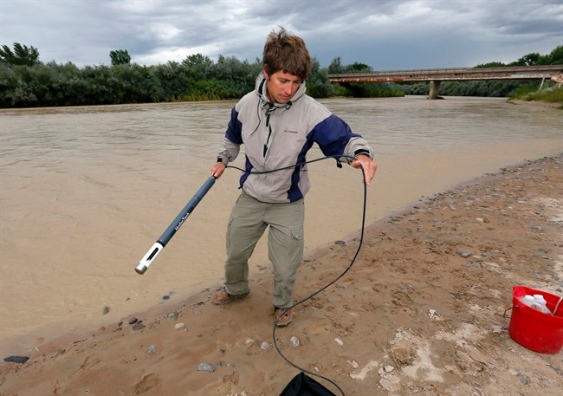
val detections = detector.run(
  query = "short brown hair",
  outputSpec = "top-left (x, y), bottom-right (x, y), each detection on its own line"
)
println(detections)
top-left (263, 27), bottom-right (311, 81)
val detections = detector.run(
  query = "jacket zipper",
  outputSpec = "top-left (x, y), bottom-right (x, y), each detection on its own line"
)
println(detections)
top-left (264, 106), bottom-right (273, 158)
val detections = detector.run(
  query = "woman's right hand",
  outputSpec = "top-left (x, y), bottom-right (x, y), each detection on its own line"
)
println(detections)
top-left (211, 162), bottom-right (227, 179)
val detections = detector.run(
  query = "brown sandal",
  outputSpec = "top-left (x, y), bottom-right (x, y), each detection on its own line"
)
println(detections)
top-left (211, 288), bottom-right (249, 305)
top-left (274, 307), bottom-right (293, 327)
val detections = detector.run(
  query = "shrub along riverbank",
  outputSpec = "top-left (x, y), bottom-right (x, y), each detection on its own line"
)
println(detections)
top-left (0, 56), bottom-right (402, 108)
top-left (1, 44), bottom-right (561, 108)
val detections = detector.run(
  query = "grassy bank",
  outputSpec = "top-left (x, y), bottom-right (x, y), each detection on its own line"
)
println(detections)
top-left (509, 85), bottom-right (563, 109)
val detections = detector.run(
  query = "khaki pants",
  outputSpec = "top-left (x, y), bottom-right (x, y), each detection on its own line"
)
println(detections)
top-left (224, 192), bottom-right (304, 308)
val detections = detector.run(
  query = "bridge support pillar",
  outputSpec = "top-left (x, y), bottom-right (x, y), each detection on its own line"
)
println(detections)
top-left (428, 80), bottom-right (442, 99)
top-left (539, 77), bottom-right (546, 90)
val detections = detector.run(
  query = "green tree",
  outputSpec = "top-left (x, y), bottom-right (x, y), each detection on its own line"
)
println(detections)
top-left (509, 52), bottom-right (541, 66)
top-left (182, 53), bottom-right (214, 80)
top-left (152, 61), bottom-right (191, 101)
top-left (475, 61), bottom-right (506, 68)
top-left (348, 62), bottom-right (371, 72)
top-left (545, 45), bottom-right (563, 65)
top-left (0, 63), bottom-right (38, 106)
top-left (328, 57), bottom-right (345, 74)
top-left (0, 43), bottom-right (40, 66)
top-left (213, 55), bottom-right (261, 98)
top-left (110, 49), bottom-right (131, 66)
top-left (81, 64), bottom-right (122, 105)
top-left (306, 58), bottom-right (333, 98)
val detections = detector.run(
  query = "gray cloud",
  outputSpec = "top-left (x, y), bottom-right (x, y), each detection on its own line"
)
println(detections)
top-left (1, 0), bottom-right (561, 69)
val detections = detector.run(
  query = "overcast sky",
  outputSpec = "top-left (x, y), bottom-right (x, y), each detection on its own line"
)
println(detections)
top-left (1, 0), bottom-right (561, 70)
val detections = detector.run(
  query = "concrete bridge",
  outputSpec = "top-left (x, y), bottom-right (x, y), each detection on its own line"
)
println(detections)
top-left (327, 65), bottom-right (563, 99)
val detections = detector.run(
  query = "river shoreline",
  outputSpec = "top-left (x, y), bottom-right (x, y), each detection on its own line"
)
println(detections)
top-left (507, 99), bottom-right (562, 109)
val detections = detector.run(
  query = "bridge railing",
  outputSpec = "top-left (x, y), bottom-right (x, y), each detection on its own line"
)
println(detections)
top-left (327, 65), bottom-right (563, 79)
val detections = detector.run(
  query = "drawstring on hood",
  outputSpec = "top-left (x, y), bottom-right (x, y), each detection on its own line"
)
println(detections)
top-left (258, 76), bottom-right (296, 114)
top-left (257, 75), bottom-right (300, 158)
top-left (251, 73), bottom-right (301, 135)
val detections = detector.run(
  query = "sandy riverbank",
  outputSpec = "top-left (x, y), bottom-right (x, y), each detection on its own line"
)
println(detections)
top-left (1, 154), bottom-right (562, 396)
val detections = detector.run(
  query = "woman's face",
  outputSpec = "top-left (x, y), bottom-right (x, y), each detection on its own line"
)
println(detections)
top-left (264, 69), bottom-right (301, 104)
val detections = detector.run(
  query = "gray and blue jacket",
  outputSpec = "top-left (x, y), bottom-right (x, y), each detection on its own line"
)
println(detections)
top-left (217, 73), bottom-right (374, 203)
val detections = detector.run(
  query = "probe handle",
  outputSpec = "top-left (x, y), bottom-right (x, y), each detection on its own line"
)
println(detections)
top-left (135, 176), bottom-right (216, 275)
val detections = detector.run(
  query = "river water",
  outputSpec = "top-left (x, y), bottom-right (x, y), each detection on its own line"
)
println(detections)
top-left (1, 96), bottom-right (561, 352)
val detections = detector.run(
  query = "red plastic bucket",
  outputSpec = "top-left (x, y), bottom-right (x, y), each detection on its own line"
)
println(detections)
top-left (508, 286), bottom-right (563, 354)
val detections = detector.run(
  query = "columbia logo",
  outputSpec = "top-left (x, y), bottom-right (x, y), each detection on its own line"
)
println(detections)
top-left (284, 128), bottom-right (298, 134)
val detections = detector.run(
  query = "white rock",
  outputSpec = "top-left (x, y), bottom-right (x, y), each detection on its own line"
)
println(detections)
top-left (290, 336), bottom-right (300, 347)
top-left (347, 360), bottom-right (359, 368)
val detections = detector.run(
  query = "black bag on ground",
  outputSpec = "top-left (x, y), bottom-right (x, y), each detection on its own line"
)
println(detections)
top-left (279, 372), bottom-right (337, 396)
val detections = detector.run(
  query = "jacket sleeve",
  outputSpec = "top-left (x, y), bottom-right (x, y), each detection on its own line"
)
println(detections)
top-left (217, 107), bottom-right (242, 165)
top-left (312, 114), bottom-right (374, 163)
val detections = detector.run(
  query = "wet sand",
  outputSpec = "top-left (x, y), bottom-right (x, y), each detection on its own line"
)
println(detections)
top-left (1, 153), bottom-right (561, 396)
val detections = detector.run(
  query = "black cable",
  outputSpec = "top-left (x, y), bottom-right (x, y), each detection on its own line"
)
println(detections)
top-left (227, 155), bottom-right (368, 396)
